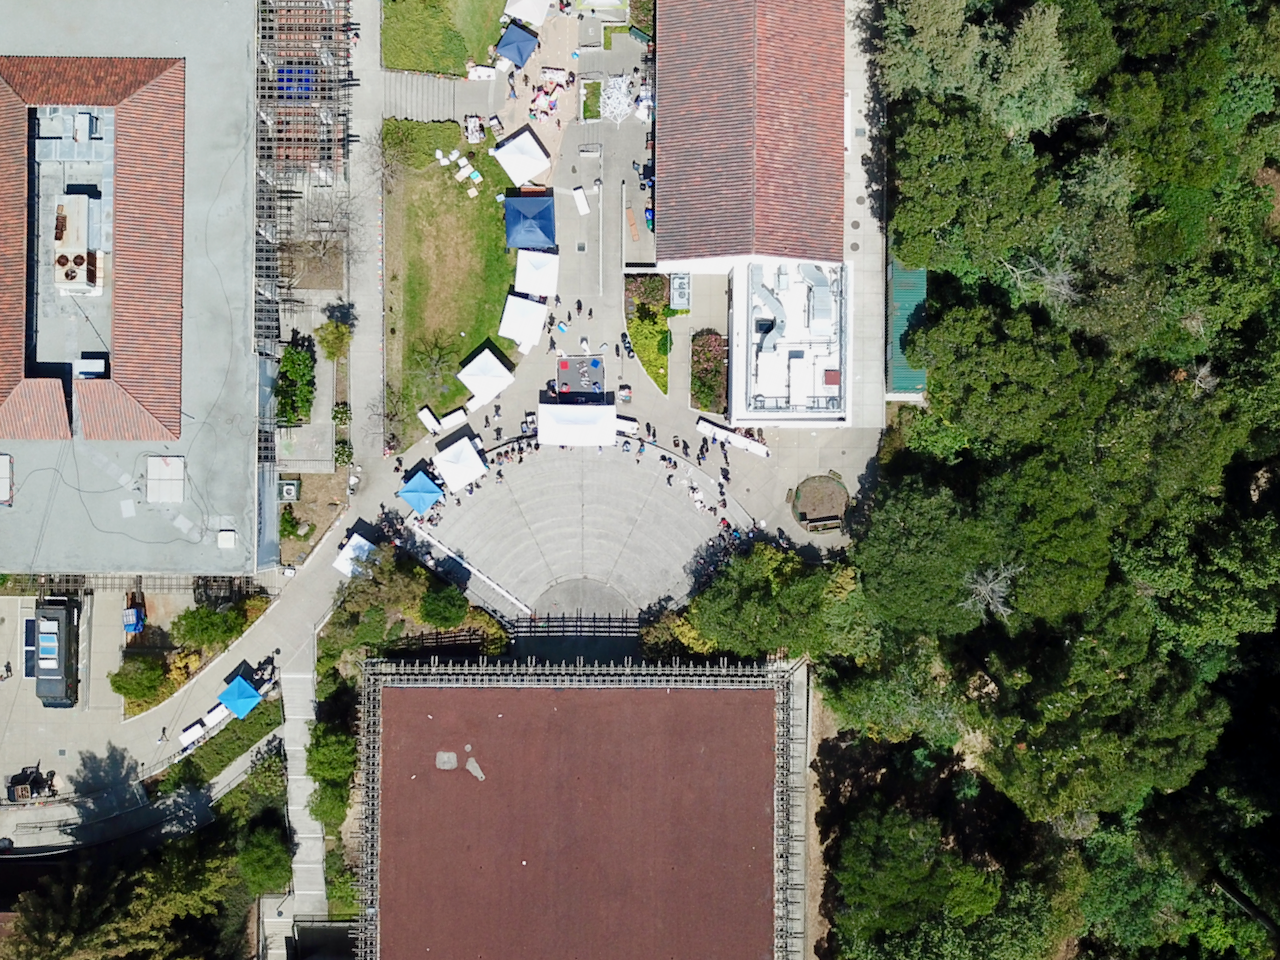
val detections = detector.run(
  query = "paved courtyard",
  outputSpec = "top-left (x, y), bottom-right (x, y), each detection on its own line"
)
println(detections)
top-left (416, 442), bottom-right (752, 616)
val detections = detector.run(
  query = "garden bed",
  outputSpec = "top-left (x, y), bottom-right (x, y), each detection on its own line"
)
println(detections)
top-left (690, 329), bottom-right (728, 413)
top-left (625, 274), bottom-right (673, 394)
top-left (583, 81), bottom-right (602, 120)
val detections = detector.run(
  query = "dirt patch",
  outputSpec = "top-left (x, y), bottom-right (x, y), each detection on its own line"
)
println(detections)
top-left (279, 471), bottom-right (349, 565)
top-left (1256, 167), bottom-right (1280, 231)
top-left (284, 240), bottom-right (345, 290)
top-left (806, 682), bottom-right (840, 960)
top-left (792, 475), bottom-right (850, 526)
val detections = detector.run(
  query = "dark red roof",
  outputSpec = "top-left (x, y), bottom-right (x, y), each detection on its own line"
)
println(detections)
top-left (654, 0), bottom-right (846, 262)
top-left (0, 57), bottom-right (184, 442)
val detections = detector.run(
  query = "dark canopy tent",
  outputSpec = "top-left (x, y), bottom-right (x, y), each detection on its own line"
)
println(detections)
top-left (505, 193), bottom-right (557, 249)
top-left (496, 22), bottom-right (539, 69)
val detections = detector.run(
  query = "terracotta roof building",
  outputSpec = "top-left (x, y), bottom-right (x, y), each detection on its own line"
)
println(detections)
top-left (653, 0), bottom-right (846, 263)
top-left (0, 56), bottom-right (184, 441)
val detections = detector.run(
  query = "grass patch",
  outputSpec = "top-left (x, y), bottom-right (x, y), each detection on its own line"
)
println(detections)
top-left (604, 25), bottom-right (631, 50)
top-left (157, 697), bottom-right (285, 793)
top-left (383, 0), bottom-right (506, 76)
top-left (627, 304), bottom-right (671, 394)
top-left (583, 81), bottom-right (602, 120)
top-left (384, 120), bottom-right (517, 438)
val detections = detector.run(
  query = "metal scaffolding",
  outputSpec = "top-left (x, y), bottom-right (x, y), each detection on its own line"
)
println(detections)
top-left (355, 658), bottom-right (810, 960)
top-left (254, 0), bottom-right (351, 461)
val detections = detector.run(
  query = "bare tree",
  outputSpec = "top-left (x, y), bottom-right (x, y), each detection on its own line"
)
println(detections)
top-left (1193, 360), bottom-right (1220, 397)
top-left (1000, 253), bottom-right (1081, 306)
top-left (404, 331), bottom-right (458, 395)
top-left (960, 562), bottom-right (1025, 623)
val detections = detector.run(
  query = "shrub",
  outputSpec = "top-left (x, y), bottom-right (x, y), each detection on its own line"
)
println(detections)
top-left (419, 584), bottom-right (469, 628)
top-left (625, 274), bottom-right (668, 310)
top-left (279, 504), bottom-right (302, 540)
top-left (157, 756), bottom-right (207, 795)
top-left (307, 722), bottom-right (357, 786)
top-left (170, 605), bottom-right (247, 655)
top-left (238, 826), bottom-right (293, 896)
top-left (332, 402), bottom-right (352, 426)
top-left (108, 655), bottom-right (167, 702)
top-left (275, 345), bottom-right (316, 426)
top-left (308, 781), bottom-right (351, 834)
top-left (315, 319), bottom-right (353, 361)
top-left (335, 439), bottom-right (354, 466)
top-left (241, 594), bottom-right (270, 625)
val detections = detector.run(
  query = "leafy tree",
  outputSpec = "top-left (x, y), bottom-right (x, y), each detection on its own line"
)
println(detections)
top-left (342, 543), bottom-right (432, 623)
top-left (238, 827), bottom-right (293, 897)
top-left (891, 99), bottom-right (1061, 279)
top-left (0, 861), bottom-right (129, 960)
top-left (834, 804), bottom-right (1002, 940)
top-left (855, 479), bottom-right (1003, 638)
top-left (418, 584), bottom-right (469, 628)
top-left (686, 545), bottom-right (831, 656)
top-left (315, 319), bottom-right (353, 361)
top-left (308, 781), bottom-right (351, 834)
top-left (306, 721), bottom-right (357, 787)
top-left (107, 655), bottom-right (166, 702)
top-left (169, 605), bottom-right (247, 655)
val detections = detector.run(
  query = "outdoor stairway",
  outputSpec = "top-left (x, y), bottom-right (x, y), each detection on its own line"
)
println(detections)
top-left (383, 69), bottom-right (459, 123)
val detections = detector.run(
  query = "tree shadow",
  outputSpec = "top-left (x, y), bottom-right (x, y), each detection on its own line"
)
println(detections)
top-left (322, 299), bottom-right (358, 328)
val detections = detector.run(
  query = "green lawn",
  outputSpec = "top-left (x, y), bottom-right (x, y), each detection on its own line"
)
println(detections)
top-left (384, 121), bottom-right (517, 437)
top-left (383, 0), bottom-right (508, 76)
top-left (583, 81), bottom-right (602, 120)
top-left (604, 25), bottom-right (631, 50)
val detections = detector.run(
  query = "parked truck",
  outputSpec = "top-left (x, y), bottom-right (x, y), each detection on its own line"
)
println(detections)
top-left (33, 596), bottom-right (79, 708)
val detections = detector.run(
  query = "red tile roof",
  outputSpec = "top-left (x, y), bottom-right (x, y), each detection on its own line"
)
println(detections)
top-left (0, 379), bottom-right (71, 441)
top-left (112, 61), bottom-right (185, 440)
top-left (0, 77), bottom-right (26, 405)
top-left (74, 379), bottom-right (171, 441)
top-left (654, 0), bottom-right (846, 263)
top-left (0, 57), bottom-right (185, 442)
top-left (0, 57), bottom-right (175, 108)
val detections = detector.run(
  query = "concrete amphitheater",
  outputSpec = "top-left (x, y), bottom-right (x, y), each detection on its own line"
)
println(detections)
top-left (413, 443), bottom-right (754, 617)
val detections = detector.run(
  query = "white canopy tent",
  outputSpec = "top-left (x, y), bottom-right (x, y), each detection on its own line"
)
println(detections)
top-left (514, 249), bottom-right (560, 298)
top-left (503, 0), bottom-right (552, 25)
top-left (493, 128), bottom-right (551, 186)
top-left (537, 402), bottom-right (619, 446)
top-left (435, 437), bottom-right (488, 490)
top-left (333, 533), bottom-right (375, 577)
top-left (498, 294), bottom-right (547, 354)
top-left (458, 348), bottom-right (516, 412)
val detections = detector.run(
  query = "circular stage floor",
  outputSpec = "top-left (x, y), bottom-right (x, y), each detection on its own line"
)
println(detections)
top-left (422, 443), bottom-right (752, 616)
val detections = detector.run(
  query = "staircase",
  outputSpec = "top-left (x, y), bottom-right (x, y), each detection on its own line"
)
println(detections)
top-left (383, 70), bottom-right (459, 123)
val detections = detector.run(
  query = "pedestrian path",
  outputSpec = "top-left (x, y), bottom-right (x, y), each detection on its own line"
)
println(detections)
top-left (383, 69), bottom-right (457, 123)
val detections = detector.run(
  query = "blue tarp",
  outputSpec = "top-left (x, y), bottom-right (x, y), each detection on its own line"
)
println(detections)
top-left (218, 676), bottom-right (263, 720)
top-left (496, 22), bottom-right (539, 68)
top-left (397, 471), bottom-right (444, 515)
top-left (122, 608), bottom-right (144, 634)
top-left (505, 194), bottom-right (556, 249)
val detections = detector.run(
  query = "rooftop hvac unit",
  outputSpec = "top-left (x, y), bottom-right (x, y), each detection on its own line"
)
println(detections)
top-left (278, 479), bottom-right (299, 502)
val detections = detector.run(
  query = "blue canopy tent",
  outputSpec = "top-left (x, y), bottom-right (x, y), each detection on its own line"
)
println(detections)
top-left (496, 22), bottom-right (539, 69)
top-left (505, 194), bottom-right (556, 249)
top-left (398, 471), bottom-right (444, 515)
top-left (218, 676), bottom-right (263, 720)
